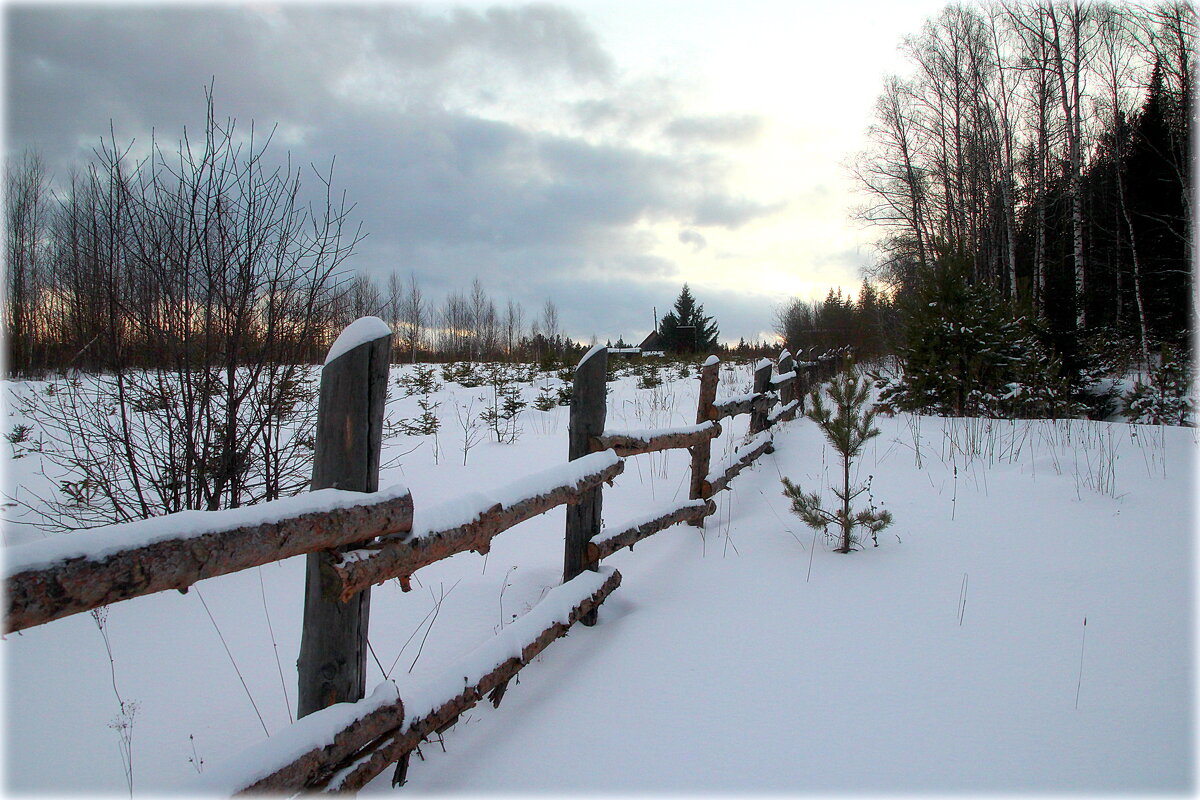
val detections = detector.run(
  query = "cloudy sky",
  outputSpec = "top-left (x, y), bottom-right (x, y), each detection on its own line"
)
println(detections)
top-left (5, 0), bottom-right (946, 345)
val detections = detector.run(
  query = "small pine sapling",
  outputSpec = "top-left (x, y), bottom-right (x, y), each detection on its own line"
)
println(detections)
top-left (781, 372), bottom-right (892, 553)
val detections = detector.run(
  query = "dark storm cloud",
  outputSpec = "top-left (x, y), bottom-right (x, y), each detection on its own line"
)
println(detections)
top-left (5, 4), bottom-right (782, 343)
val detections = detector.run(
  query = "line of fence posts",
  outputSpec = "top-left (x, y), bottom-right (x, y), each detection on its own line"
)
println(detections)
top-left (2, 327), bottom-right (855, 792)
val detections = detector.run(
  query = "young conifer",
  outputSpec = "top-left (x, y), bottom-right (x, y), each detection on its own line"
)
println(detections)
top-left (782, 369), bottom-right (892, 553)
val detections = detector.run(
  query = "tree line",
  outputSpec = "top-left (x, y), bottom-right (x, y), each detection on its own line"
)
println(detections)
top-left (3, 108), bottom-right (583, 378)
top-left (853, 1), bottom-right (1192, 369)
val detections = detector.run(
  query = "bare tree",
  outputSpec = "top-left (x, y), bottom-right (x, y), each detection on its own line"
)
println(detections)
top-left (401, 272), bottom-right (426, 363)
top-left (21, 91), bottom-right (360, 527)
top-left (5, 152), bottom-right (51, 376)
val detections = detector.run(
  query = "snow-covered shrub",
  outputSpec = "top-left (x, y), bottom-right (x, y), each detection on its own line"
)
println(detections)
top-left (395, 365), bottom-right (442, 397)
top-left (480, 364), bottom-right (527, 444)
top-left (1125, 345), bottom-right (1195, 426)
top-left (441, 361), bottom-right (485, 387)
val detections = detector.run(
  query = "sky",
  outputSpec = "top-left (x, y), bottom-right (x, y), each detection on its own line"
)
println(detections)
top-left (4, 0), bottom-right (949, 345)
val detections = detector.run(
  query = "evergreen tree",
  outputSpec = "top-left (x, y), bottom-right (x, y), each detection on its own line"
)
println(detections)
top-left (1125, 61), bottom-right (1191, 346)
top-left (876, 256), bottom-right (1076, 418)
top-left (658, 284), bottom-right (719, 354)
top-left (781, 372), bottom-right (892, 553)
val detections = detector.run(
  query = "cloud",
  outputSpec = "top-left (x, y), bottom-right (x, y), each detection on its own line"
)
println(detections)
top-left (664, 114), bottom-right (765, 145)
top-left (4, 4), bottom-right (782, 344)
top-left (692, 195), bottom-right (788, 229)
top-left (679, 229), bottom-right (708, 251)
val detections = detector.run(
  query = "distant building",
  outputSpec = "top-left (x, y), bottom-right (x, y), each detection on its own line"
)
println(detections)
top-left (638, 330), bottom-right (664, 351)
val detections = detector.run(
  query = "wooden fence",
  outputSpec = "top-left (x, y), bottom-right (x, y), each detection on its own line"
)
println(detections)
top-left (2, 321), bottom-right (848, 794)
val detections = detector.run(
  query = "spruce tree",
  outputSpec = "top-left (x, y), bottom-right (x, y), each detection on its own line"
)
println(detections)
top-left (658, 284), bottom-right (719, 354)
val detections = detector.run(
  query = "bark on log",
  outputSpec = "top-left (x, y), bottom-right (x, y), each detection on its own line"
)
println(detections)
top-left (586, 499), bottom-right (716, 562)
top-left (703, 435), bottom-right (775, 497)
top-left (589, 421), bottom-right (720, 457)
top-left (315, 569), bottom-right (623, 793)
top-left (4, 491), bottom-right (413, 634)
top-left (688, 358), bottom-right (720, 527)
top-left (330, 458), bottom-right (625, 601)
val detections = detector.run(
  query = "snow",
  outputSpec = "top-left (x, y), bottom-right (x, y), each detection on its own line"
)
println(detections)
top-left (188, 568), bottom-right (615, 794)
top-left (703, 355), bottom-right (720, 367)
top-left (407, 491), bottom-right (498, 539)
top-left (756, 357), bottom-right (774, 371)
top-left (488, 449), bottom-right (620, 509)
top-left (768, 399), bottom-right (800, 423)
top-left (714, 389), bottom-right (759, 406)
top-left (389, 567), bottom-right (616, 732)
top-left (600, 421), bottom-right (716, 441)
top-left (185, 681), bottom-right (402, 795)
top-left (593, 498), bottom-right (709, 545)
top-left (577, 343), bottom-right (605, 368)
top-left (2, 360), bottom-right (1194, 794)
top-left (706, 430), bottom-right (773, 484)
top-left (771, 370), bottom-right (797, 385)
top-left (2, 483), bottom-right (411, 577)
top-left (324, 316), bottom-right (392, 366)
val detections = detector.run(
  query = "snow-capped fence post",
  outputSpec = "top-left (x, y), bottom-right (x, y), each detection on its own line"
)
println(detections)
top-left (749, 359), bottom-right (773, 435)
top-left (777, 352), bottom-right (794, 403)
top-left (298, 318), bottom-right (392, 719)
top-left (776, 351), bottom-right (797, 421)
top-left (688, 356), bottom-right (720, 526)
top-left (564, 345), bottom-right (607, 626)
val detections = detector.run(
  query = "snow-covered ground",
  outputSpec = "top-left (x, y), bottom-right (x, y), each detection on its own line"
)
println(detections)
top-left (2, 360), bottom-right (1194, 793)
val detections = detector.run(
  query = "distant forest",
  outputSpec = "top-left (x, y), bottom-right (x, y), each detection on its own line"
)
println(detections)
top-left (2, 97), bottom-right (598, 377)
top-left (821, 2), bottom-right (1191, 370)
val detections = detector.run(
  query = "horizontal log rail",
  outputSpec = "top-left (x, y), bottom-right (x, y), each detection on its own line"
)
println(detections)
top-left (586, 498), bottom-right (716, 563)
top-left (4, 488), bottom-right (415, 634)
top-left (317, 568), bottom-right (623, 793)
top-left (589, 421), bottom-right (721, 457)
top-left (708, 392), bottom-right (778, 422)
top-left (330, 457), bottom-right (625, 601)
top-left (702, 433), bottom-right (775, 497)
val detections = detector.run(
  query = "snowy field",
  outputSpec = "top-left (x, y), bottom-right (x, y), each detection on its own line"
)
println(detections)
top-left (2, 359), bottom-right (1194, 794)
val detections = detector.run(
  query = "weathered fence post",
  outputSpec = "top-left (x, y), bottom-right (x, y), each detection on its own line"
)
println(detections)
top-left (564, 346), bottom-right (607, 626)
top-left (688, 356), bottom-right (720, 525)
top-left (298, 318), bottom-right (391, 718)
top-left (749, 358), bottom-right (772, 435)
top-left (777, 351), bottom-right (796, 422)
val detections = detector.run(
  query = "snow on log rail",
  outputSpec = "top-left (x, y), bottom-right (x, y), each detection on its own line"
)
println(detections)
top-left (703, 431), bottom-right (775, 497)
top-left (589, 420), bottom-right (721, 457)
top-left (194, 567), bottom-right (622, 795)
top-left (587, 498), bottom-right (717, 562)
top-left (329, 451), bottom-right (624, 601)
top-left (3, 485), bottom-right (414, 633)
top-left (708, 391), bottom-right (779, 422)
